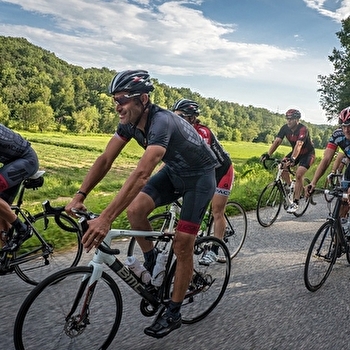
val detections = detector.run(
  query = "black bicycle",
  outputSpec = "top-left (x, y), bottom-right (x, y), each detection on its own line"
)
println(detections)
top-left (257, 157), bottom-right (312, 227)
top-left (0, 171), bottom-right (83, 285)
top-left (304, 177), bottom-right (350, 292)
top-left (14, 210), bottom-right (231, 349)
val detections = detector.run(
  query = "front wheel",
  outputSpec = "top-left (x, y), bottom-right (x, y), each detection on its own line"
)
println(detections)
top-left (164, 236), bottom-right (231, 324)
top-left (304, 221), bottom-right (337, 292)
top-left (14, 266), bottom-right (123, 350)
top-left (14, 212), bottom-right (83, 285)
top-left (256, 182), bottom-right (283, 227)
top-left (207, 201), bottom-right (247, 258)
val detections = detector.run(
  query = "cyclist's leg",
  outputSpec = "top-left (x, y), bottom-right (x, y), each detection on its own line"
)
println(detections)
top-left (144, 169), bottom-right (215, 338)
top-left (127, 167), bottom-right (179, 272)
top-left (296, 153), bottom-right (315, 202)
top-left (211, 164), bottom-right (233, 244)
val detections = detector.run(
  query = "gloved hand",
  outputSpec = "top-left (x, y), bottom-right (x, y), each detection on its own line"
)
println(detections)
top-left (327, 172), bottom-right (335, 181)
top-left (260, 153), bottom-right (269, 162)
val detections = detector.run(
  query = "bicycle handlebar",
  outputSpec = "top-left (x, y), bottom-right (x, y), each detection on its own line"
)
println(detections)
top-left (42, 200), bottom-right (80, 232)
top-left (74, 210), bottom-right (121, 256)
top-left (262, 157), bottom-right (295, 175)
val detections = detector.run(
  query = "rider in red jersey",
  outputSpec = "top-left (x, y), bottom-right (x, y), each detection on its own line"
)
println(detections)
top-left (172, 99), bottom-right (234, 264)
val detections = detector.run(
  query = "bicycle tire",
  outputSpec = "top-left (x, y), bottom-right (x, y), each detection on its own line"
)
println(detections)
top-left (164, 236), bottom-right (231, 324)
top-left (14, 266), bottom-right (122, 350)
top-left (14, 212), bottom-right (83, 285)
top-left (256, 182), bottom-right (283, 227)
top-left (293, 178), bottom-right (311, 217)
top-left (207, 201), bottom-right (247, 259)
top-left (304, 221), bottom-right (337, 292)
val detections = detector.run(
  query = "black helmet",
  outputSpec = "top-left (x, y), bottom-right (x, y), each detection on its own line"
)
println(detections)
top-left (108, 70), bottom-right (154, 94)
top-left (286, 109), bottom-right (301, 119)
top-left (171, 99), bottom-right (200, 116)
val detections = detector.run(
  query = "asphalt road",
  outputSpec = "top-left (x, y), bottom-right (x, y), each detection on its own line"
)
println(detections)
top-left (2, 194), bottom-right (350, 350)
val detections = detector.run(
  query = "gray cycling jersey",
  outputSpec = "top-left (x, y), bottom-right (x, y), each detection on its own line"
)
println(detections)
top-left (116, 104), bottom-right (217, 176)
top-left (0, 124), bottom-right (31, 164)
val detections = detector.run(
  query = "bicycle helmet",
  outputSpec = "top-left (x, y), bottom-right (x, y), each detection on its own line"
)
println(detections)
top-left (171, 99), bottom-right (200, 116)
top-left (286, 109), bottom-right (301, 119)
top-left (339, 107), bottom-right (350, 125)
top-left (108, 70), bottom-right (154, 94)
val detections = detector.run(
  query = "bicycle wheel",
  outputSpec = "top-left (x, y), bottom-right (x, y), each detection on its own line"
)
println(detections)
top-left (304, 221), bottom-right (337, 292)
top-left (14, 266), bottom-right (122, 350)
top-left (14, 212), bottom-right (83, 285)
top-left (164, 236), bottom-right (231, 324)
top-left (256, 182), bottom-right (283, 227)
top-left (293, 178), bottom-right (311, 217)
top-left (207, 201), bottom-right (247, 258)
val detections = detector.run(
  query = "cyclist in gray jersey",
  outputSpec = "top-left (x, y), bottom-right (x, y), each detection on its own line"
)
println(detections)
top-left (66, 70), bottom-right (217, 339)
top-left (0, 124), bottom-right (39, 251)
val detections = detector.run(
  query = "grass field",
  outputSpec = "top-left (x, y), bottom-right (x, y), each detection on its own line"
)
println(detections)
top-left (19, 132), bottom-right (326, 226)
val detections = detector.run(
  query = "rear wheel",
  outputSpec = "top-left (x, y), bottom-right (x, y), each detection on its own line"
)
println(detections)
top-left (164, 236), bottom-right (231, 324)
top-left (257, 182), bottom-right (283, 227)
top-left (207, 201), bottom-right (247, 258)
top-left (14, 212), bottom-right (82, 285)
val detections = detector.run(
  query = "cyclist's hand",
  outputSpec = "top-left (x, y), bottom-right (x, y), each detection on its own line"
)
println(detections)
top-left (260, 153), bottom-right (269, 162)
top-left (65, 199), bottom-right (87, 217)
top-left (305, 184), bottom-right (314, 197)
top-left (81, 216), bottom-right (110, 253)
top-left (327, 172), bottom-right (335, 181)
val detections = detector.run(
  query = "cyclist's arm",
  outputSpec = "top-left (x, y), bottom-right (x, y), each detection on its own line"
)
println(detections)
top-left (66, 135), bottom-right (127, 213)
top-left (332, 152), bottom-right (346, 173)
top-left (291, 140), bottom-right (304, 160)
top-left (310, 148), bottom-right (336, 188)
top-left (82, 144), bottom-right (166, 251)
top-left (267, 137), bottom-right (282, 156)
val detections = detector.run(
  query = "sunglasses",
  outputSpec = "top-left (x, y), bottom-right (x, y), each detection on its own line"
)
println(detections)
top-left (341, 123), bottom-right (350, 128)
top-left (286, 117), bottom-right (295, 121)
top-left (112, 93), bottom-right (141, 106)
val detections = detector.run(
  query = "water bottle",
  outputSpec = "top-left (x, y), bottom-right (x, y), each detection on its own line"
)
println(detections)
top-left (125, 255), bottom-right (151, 284)
top-left (151, 250), bottom-right (168, 287)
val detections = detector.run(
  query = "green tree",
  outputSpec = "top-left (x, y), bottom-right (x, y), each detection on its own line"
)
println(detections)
top-left (318, 16), bottom-right (350, 121)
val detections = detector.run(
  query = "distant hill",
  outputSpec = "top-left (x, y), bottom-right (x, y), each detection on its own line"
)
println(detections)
top-left (0, 36), bottom-right (333, 146)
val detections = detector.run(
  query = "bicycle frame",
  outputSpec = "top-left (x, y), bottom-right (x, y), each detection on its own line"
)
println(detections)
top-left (73, 227), bottom-right (169, 319)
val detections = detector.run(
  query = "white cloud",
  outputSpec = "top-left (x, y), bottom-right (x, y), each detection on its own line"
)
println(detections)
top-left (303, 0), bottom-right (350, 21)
top-left (0, 0), bottom-right (300, 78)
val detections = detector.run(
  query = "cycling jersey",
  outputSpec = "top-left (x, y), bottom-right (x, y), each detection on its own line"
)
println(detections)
top-left (194, 122), bottom-right (233, 195)
top-left (117, 104), bottom-right (218, 176)
top-left (0, 124), bottom-right (39, 203)
top-left (277, 123), bottom-right (315, 156)
top-left (116, 104), bottom-right (218, 234)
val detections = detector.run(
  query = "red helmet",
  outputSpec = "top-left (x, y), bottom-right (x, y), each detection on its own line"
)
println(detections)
top-left (286, 109), bottom-right (301, 119)
top-left (339, 107), bottom-right (350, 125)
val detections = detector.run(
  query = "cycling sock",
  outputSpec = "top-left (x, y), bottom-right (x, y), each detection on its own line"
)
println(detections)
top-left (10, 218), bottom-right (27, 234)
top-left (166, 301), bottom-right (182, 319)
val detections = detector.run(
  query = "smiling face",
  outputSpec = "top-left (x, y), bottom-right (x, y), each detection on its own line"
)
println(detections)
top-left (112, 92), bottom-right (148, 125)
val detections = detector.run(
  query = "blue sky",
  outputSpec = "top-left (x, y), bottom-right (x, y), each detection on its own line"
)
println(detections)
top-left (0, 0), bottom-right (348, 125)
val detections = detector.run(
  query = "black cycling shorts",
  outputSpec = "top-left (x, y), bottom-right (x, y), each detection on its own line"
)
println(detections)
top-left (141, 165), bottom-right (216, 234)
